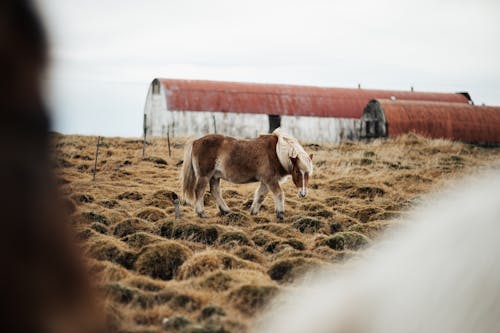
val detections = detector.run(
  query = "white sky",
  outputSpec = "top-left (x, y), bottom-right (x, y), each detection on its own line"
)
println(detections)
top-left (36, 0), bottom-right (500, 137)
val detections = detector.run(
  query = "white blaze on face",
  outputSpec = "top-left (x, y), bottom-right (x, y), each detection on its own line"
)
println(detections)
top-left (299, 170), bottom-right (307, 197)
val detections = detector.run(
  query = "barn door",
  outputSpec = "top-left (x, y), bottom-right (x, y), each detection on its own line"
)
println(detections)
top-left (268, 115), bottom-right (281, 133)
top-left (361, 100), bottom-right (387, 139)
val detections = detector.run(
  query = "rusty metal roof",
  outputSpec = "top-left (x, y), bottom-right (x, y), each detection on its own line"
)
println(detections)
top-left (377, 99), bottom-right (500, 143)
top-left (157, 78), bottom-right (470, 119)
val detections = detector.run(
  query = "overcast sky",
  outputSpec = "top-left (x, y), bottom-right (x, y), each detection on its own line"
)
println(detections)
top-left (36, 0), bottom-right (500, 137)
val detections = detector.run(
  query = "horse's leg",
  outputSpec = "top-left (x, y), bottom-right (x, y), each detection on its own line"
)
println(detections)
top-left (210, 177), bottom-right (230, 216)
top-left (267, 181), bottom-right (285, 220)
top-left (194, 176), bottom-right (209, 218)
top-left (250, 182), bottom-right (269, 215)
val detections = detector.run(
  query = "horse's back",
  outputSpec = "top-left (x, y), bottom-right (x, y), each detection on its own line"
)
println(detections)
top-left (192, 133), bottom-right (276, 160)
top-left (192, 134), bottom-right (227, 152)
top-left (230, 134), bottom-right (277, 160)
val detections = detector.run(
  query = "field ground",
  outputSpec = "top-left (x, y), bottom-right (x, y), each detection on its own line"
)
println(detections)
top-left (52, 133), bottom-right (500, 333)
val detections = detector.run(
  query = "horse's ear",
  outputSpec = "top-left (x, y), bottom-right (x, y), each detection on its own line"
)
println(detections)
top-left (309, 154), bottom-right (314, 160)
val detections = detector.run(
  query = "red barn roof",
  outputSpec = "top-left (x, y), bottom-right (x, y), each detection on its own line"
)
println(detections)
top-left (375, 99), bottom-right (500, 143)
top-left (156, 78), bottom-right (470, 119)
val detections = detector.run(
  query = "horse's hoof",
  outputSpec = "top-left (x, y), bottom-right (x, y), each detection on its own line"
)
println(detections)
top-left (276, 211), bottom-right (284, 220)
top-left (250, 209), bottom-right (258, 216)
top-left (197, 212), bottom-right (208, 218)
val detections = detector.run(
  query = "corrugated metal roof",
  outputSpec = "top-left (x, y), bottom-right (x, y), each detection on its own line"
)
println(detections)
top-left (157, 78), bottom-right (470, 119)
top-left (377, 99), bottom-right (500, 143)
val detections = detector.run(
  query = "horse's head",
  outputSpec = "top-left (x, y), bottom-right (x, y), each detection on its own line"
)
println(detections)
top-left (290, 154), bottom-right (313, 198)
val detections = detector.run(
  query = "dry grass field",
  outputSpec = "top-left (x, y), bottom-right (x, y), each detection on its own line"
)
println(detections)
top-left (52, 133), bottom-right (500, 333)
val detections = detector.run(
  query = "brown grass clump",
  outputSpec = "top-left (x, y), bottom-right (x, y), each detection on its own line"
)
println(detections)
top-left (232, 246), bottom-right (267, 264)
top-left (113, 218), bottom-right (155, 237)
top-left (200, 271), bottom-right (234, 292)
top-left (72, 193), bottom-right (95, 204)
top-left (324, 196), bottom-right (348, 206)
top-left (124, 275), bottom-right (166, 292)
top-left (145, 190), bottom-right (177, 209)
top-left (320, 231), bottom-right (371, 251)
top-left (199, 269), bottom-right (274, 296)
top-left (121, 231), bottom-right (165, 250)
top-left (88, 259), bottom-right (130, 283)
top-left (228, 284), bottom-right (279, 316)
top-left (102, 282), bottom-right (145, 306)
top-left (134, 241), bottom-right (193, 280)
top-left (329, 222), bottom-right (343, 234)
top-left (52, 134), bottom-right (500, 332)
top-left (292, 216), bottom-right (326, 233)
top-left (162, 315), bottom-right (192, 331)
top-left (265, 238), bottom-right (306, 253)
top-left (222, 211), bottom-right (251, 226)
top-left (352, 205), bottom-right (385, 223)
top-left (219, 230), bottom-right (253, 246)
top-left (90, 222), bottom-right (109, 234)
top-left (77, 211), bottom-right (110, 225)
top-left (160, 220), bottom-right (219, 245)
top-left (117, 191), bottom-right (143, 200)
top-left (99, 199), bottom-right (119, 208)
top-left (267, 257), bottom-right (326, 283)
top-left (103, 301), bottom-right (126, 331)
top-left (135, 207), bottom-right (167, 222)
top-left (168, 291), bottom-right (205, 312)
top-left (86, 235), bottom-right (136, 269)
top-left (347, 185), bottom-right (387, 200)
top-left (198, 304), bottom-right (226, 321)
top-left (177, 250), bottom-right (259, 279)
top-left (252, 223), bottom-right (301, 239)
top-left (251, 230), bottom-right (282, 247)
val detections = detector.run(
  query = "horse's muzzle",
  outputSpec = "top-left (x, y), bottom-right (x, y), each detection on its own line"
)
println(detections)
top-left (298, 190), bottom-right (307, 198)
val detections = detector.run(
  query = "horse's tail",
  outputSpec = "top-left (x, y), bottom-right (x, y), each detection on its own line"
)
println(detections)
top-left (180, 141), bottom-right (196, 205)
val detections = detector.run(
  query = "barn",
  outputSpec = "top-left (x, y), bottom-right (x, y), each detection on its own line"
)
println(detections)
top-left (360, 99), bottom-right (500, 144)
top-left (143, 78), bottom-right (471, 143)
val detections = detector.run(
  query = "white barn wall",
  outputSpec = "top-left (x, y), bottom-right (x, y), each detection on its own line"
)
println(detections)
top-left (281, 116), bottom-right (360, 142)
top-left (148, 109), bottom-right (359, 142)
top-left (144, 83), bottom-right (360, 142)
top-left (144, 84), bottom-right (168, 136)
top-left (169, 110), bottom-right (267, 138)
top-left (144, 85), bottom-right (267, 138)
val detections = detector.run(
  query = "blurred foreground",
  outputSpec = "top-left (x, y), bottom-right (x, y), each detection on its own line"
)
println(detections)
top-left (256, 172), bottom-right (500, 333)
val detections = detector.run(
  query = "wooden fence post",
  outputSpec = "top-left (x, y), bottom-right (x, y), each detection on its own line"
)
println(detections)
top-left (171, 192), bottom-right (181, 219)
top-left (142, 114), bottom-right (147, 158)
top-left (93, 136), bottom-right (102, 181)
top-left (167, 125), bottom-right (172, 157)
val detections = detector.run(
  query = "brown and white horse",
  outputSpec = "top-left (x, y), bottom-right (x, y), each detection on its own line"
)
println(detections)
top-left (181, 128), bottom-right (313, 219)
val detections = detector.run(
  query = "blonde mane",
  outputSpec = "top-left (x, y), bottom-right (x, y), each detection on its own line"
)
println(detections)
top-left (273, 128), bottom-right (313, 175)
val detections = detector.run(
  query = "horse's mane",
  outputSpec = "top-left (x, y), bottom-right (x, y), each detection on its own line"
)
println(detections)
top-left (273, 128), bottom-right (313, 175)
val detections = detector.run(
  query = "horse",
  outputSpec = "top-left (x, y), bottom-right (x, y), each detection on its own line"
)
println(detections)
top-left (181, 128), bottom-right (313, 219)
